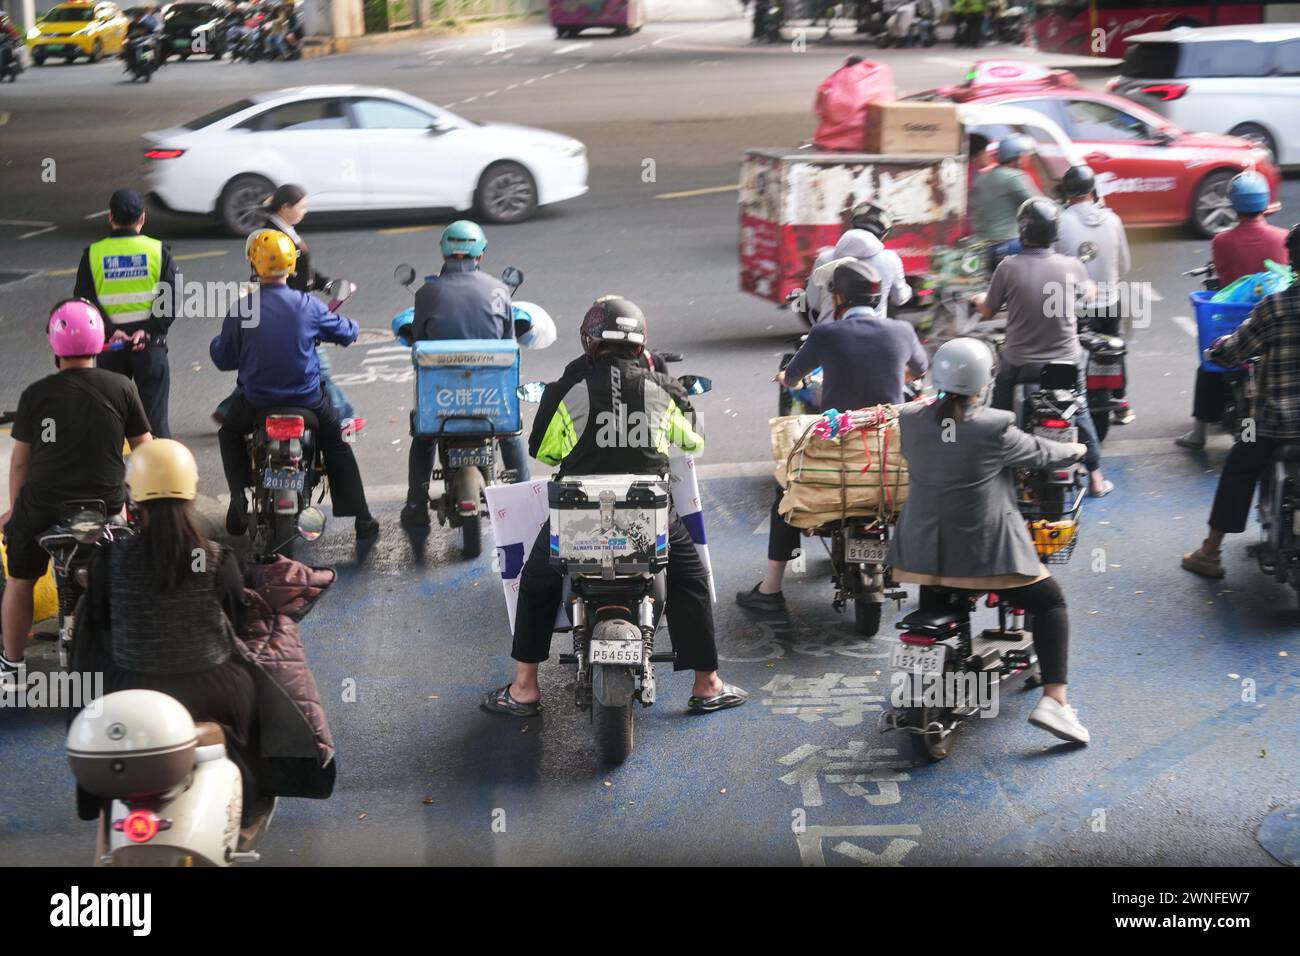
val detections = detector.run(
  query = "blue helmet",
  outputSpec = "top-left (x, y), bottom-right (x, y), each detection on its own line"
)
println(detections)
top-left (1228, 171), bottom-right (1270, 214)
top-left (997, 134), bottom-right (1034, 164)
top-left (439, 219), bottom-right (487, 259)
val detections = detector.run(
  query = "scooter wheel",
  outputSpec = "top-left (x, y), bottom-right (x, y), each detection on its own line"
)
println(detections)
top-left (853, 598), bottom-right (882, 637)
top-left (594, 699), bottom-right (634, 764)
top-left (460, 512), bottom-right (482, 559)
top-left (905, 706), bottom-right (955, 761)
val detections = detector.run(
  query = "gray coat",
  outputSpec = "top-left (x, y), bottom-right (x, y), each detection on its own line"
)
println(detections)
top-left (887, 401), bottom-right (1079, 579)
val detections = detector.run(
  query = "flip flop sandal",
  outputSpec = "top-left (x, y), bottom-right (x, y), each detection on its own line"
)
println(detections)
top-left (687, 683), bottom-right (750, 714)
top-left (480, 684), bottom-right (543, 717)
top-left (1087, 480), bottom-right (1114, 499)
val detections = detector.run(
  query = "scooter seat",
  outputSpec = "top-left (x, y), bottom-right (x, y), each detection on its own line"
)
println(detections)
top-left (1273, 444), bottom-right (1300, 462)
top-left (194, 722), bottom-right (226, 748)
top-left (897, 607), bottom-right (968, 630)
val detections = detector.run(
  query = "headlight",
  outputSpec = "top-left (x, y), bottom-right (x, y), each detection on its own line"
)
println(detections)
top-left (27, 27), bottom-right (40, 39)
top-left (552, 141), bottom-right (585, 159)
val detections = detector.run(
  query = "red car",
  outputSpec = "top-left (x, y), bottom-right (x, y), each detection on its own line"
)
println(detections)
top-left (915, 60), bottom-right (1281, 237)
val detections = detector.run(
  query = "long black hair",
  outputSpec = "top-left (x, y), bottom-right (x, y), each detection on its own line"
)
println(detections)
top-left (135, 498), bottom-right (215, 592)
top-left (933, 392), bottom-right (976, 427)
top-left (267, 183), bottom-right (306, 216)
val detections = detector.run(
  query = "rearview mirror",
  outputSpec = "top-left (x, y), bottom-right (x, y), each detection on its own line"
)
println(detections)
top-left (394, 263), bottom-right (417, 288)
top-left (297, 506), bottom-right (326, 542)
top-left (68, 511), bottom-right (107, 545)
top-left (678, 375), bottom-right (712, 396)
top-left (517, 381), bottom-right (546, 404)
top-left (501, 266), bottom-right (524, 292)
top-left (324, 279), bottom-right (356, 311)
top-left (658, 351), bottom-right (683, 364)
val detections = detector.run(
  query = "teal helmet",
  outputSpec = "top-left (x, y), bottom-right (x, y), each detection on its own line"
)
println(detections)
top-left (440, 220), bottom-right (487, 259)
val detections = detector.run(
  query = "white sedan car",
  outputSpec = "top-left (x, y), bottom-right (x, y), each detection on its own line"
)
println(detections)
top-left (143, 85), bottom-right (589, 234)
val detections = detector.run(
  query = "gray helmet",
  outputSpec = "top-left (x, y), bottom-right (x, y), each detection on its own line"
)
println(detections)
top-left (932, 337), bottom-right (994, 396)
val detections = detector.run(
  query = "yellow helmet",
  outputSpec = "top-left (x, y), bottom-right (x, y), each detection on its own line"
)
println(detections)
top-left (246, 228), bottom-right (299, 279)
top-left (125, 439), bottom-right (199, 502)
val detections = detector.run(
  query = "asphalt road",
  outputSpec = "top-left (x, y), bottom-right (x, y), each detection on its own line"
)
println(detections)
top-left (0, 18), bottom-right (1297, 866)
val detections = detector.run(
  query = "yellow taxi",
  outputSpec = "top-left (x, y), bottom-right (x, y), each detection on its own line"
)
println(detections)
top-left (27, 1), bottom-right (128, 65)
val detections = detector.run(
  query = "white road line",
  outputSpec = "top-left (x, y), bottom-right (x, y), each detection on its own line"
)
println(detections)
top-left (484, 41), bottom-right (528, 55)
top-left (84, 209), bottom-right (110, 220)
top-left (18, 226), bottom-right (57, 240)
top-left (0, 219), bottom-right (53, 227)
top-left (483, 89), bottom-right (498, 97)
top-left (362, 345), bottom-right (410, 356)
top-left (925, 56), bottom-right (970, 68)
top-left (554, 41), bottom-right (591, 55)
top-left (1170, 313), bottom-right (1197, 338)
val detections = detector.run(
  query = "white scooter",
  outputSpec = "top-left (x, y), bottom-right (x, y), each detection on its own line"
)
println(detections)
top-left (68, 689), bottom-right (273, 866)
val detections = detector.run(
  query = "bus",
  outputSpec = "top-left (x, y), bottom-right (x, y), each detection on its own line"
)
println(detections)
top-left (1032, 1), bottom-right (1299, 58)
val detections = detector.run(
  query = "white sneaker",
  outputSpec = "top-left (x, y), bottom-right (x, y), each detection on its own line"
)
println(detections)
top-left (1028, 697), bottom-right (1090, 744)
top-left (0, 656), bottom-right (27, 693)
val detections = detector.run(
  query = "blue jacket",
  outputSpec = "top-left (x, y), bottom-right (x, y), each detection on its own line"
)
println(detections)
top-left (210, 283), bottom-right (358, 407)
top-left (412, 257), bottom-right (512, 342)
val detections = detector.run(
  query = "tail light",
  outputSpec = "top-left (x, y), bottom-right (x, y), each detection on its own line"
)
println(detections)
top-left (145, 148), bottom-right (186, 160)
top-left (900, 634), bottom-right (937, 646)
top-left (264, 415), bottom-right (305, 440)
top-left (1139, 83), bottom-right (1187, 101)
top-left (115, 809), bottom-right (169, 844)
top-left (1041, 418), bottom-right (1071, 429)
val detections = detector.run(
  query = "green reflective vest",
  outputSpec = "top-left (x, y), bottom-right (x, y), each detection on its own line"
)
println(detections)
top-left (88, 234), bottom-right (163, 327)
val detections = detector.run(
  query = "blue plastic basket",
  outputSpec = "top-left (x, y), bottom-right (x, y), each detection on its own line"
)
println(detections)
top-left (1191, 291), bottom-right (1254, 373)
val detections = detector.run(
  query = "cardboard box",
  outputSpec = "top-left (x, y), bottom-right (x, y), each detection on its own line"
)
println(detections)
top-left (863, 101), bottom-right (962, 155)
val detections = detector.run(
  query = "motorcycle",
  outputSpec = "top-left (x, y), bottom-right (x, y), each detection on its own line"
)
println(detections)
top-left (995, 4), bottom-right (1028, 44)
top-left (1253, 444), bottom-right (1300, 603)
top-left (881, 587), bottom-right (1042, 760)
top-left (518, 374), bottom-right (714, 764)
top-left (754, 0), bottom-right (784, 44)
top-left (392, 264), bottom-right (528, 559)
top-left (1185, 261), bottom-right (1254, 440)
top-left (240, 279), bottom-right (352, 559)
top-left (37, 501), bottom-right (131, 669)
top-left (68, 688), bottom-right (272, 866)
top-left (880, 1), bottom-right (936, 47)
top-left (0, 30), bottom-right (24, 82)
top-left (123, 32), bottom-right (163, 82)
top-left (1012, 359), bottom-right (1088, 523)
top-left (1078, 320), bottom-right (1127, 443)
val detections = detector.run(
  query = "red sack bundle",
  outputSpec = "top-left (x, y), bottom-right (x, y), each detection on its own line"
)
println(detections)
top-left (813, 60), bottom-right (896, 151)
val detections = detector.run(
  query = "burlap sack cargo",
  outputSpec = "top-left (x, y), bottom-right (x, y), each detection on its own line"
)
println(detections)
top-left (776, 406), bottom-right (909, 529)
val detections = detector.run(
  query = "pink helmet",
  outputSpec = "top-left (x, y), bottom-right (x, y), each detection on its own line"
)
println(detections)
top-left (48, 299), bottom-right (106, 357)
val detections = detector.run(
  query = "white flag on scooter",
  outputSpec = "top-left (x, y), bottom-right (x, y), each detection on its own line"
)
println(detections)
top-left (669, 454), bottom-right (716, 603)
top-left (484, 478), bottom-right (555, 636)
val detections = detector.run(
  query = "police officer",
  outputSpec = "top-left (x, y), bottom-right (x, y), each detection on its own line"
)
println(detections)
top-left (481, 296), bottom-right (748, 717)
top-left (399, 220), bottom-right (529, 528)
top-left (74, 188), bottom-right (177, 438)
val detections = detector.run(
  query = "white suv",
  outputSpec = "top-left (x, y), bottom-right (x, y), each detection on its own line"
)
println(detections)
top-left (1110, 24), bottom-right (1300, 165)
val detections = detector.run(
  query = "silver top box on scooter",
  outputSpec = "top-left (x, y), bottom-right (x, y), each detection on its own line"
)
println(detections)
top-left (549, 475), bottom-right (670, 576)
top-left (67, 690), bottom-right (198, 800)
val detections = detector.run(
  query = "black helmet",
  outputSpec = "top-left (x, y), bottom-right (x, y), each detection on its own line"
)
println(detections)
top-left (828, 259), bottom-right (883, 308)
top-left (1288, 223), bottom-right (1300, 271)
top-left (580, 295), bottom-right (646, 357)
top-left (1017, 196), bottom-right (1061, 247)
top-left (1059, 164), bottom-right (1096, 200)
top-left (850, 200), bottom-right (893, 240)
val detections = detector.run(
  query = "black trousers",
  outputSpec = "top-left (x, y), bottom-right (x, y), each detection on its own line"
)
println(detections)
top-left (511, 518), bottom-right (719, 672)
top-left (918, 577), bottom-right (1069, 685)
top-left (1209, 437), bottom-right (1282, 534)
top-left (768, 483), bottom-right (803, 562)
top-left (1191, 367), bottom-right (1243, 424)
top-left (99, 338), bottom-right (170, 438)
top-left (406, 433), bottom-right (530, 502)
top-left (217, 389), bottom-right (370, 519)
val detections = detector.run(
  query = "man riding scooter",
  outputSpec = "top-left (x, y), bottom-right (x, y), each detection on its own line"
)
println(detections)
top-left (399, 220), bottom-right (530, 529)
top-left (210, 230), bottom-right (379, 542)
top-left (738, 260), bottom-right (928, 613)
top-left (804, 201), bottom-right (911, 323)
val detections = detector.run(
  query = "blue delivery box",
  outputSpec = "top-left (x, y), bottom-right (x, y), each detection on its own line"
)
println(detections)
top-left (413, 338), bottom-right (522, 437)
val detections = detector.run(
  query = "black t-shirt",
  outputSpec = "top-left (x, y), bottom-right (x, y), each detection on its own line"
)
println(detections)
top-left (12, 368), bottom-right (150, 510)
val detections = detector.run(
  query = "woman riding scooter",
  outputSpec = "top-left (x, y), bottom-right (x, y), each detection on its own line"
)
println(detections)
top-left (70, 439), bottom-right (263, 828)
top-left (886, 337), bottom-right (1092, 744)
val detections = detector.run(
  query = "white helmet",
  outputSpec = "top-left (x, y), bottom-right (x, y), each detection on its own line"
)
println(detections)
top-left (67, 690), bottom-right (198, 800)
top-left (932, 337), bottom-right (995, 396)
top-left (513, 300), bottom-right (556, 351)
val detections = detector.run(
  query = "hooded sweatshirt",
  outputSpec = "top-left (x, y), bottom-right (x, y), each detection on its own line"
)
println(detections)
top-left (1055, 200), bottom-right (1130, 309)
top-left (805, 228), bottom-right (911, 322)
